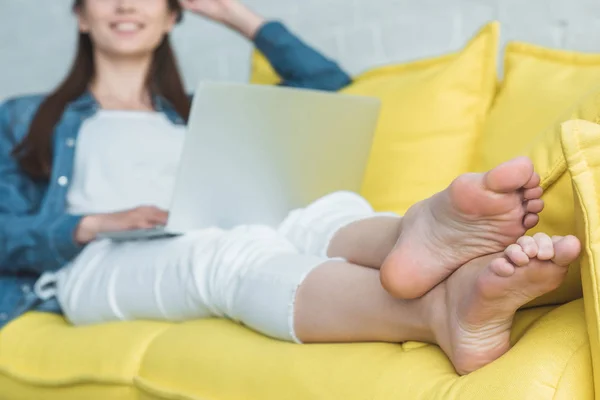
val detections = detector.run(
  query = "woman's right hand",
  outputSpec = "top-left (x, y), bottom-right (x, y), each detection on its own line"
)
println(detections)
top-left (74, 206), bottom-right (169, 244)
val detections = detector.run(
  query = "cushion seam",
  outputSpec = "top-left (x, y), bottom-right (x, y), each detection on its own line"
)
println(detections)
top-left (0, 368), bottom-right (132, 387)
top-left (551, 342), bottom-right (590, 400)
top-left (135, 376), bottom-right (207, 400)
top-left (507, 42), bottom-right (600, 64)
top-left (540, 156), bottom-right (567, 190)
top-left (0, 323), bottom-right (172, 389)
top-left (571, 121), bottom-right (600, 330)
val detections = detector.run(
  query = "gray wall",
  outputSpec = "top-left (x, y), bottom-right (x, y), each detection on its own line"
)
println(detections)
top-left (2, 0), bottom-right (600, 101)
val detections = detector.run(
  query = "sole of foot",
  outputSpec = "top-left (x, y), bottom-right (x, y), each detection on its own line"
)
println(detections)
top-left (430, 233), bottom-right (580, 375)
top-left (381, 156), bottom-right (545, 299)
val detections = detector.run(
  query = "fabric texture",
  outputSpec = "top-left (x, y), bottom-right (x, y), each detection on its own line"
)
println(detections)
top-left (497, 87), bottom-right (600, 307)
top-left (0, 301), bottom-right (591, 400)
top-left (348, 22), bottom-right (498, 215)
top-left (66, 111), bottom-right (186, 215)
top-left (476, 41), bottom-right (600, 171)
top-left (56, 192), bottom-right (376, 343)
top-left (561, 119), bottom-right (600, 395)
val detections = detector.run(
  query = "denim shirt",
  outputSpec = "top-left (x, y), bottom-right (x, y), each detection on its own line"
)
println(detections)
top-left (0, 21), bottom-right (351, 328)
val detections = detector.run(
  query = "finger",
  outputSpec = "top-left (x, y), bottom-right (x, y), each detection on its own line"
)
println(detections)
top-left (150, 213), bottom-right (169, 226)
top-left (533, 233), bottom-right (554, 260)
top-left (133, 219), bottom-right (158, 229)
top-left (148, 208), bottom-right (169, 224)
top-left (516, 236), bottom-right (538, 258)
top-left (504, 244), bottom-right (530, 267)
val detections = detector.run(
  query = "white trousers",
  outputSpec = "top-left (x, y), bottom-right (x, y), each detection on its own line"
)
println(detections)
top-left (54, 192), bottom-right (380, 342)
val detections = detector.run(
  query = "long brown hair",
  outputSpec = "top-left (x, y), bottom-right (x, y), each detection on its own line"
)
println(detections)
top-left (13, 0), bottom-right (191, 180)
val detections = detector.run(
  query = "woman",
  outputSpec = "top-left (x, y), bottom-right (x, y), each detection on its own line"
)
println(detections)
top-left (0, 0), bottom-right (580, 376)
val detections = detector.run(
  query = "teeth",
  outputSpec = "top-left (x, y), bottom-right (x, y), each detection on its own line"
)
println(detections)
top-left (114, 22), bottom-right (140, 32)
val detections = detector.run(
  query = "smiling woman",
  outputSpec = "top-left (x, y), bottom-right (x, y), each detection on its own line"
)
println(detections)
top-left (13, 0), bottom-right (189, 180)
top-left (0, 0), bottom-right (352, 334)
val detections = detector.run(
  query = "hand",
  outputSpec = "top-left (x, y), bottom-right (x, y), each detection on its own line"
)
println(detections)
top-left (180, 0), bottom-right (266, 39)
top-left (75, 206), bottom-right (169, 244)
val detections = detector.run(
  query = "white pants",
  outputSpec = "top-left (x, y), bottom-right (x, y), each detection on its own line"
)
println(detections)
top-left (53, 192), bottom-right (381, 342)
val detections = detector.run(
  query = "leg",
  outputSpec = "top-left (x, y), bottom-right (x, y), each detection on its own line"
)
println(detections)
top-left (294, 260), bottom-right (434, 343)
top-left (56, 229), bottom-right (229, 324)
top-left (278, 191), bottom-right (402, 268)
top-left (281, 157), bottom-right (544, 286)
top-left (294, 233), bottom-right (580, 375)
top-left (327, 216), bottom-right (402, 268)
top-left (56, 226), bottom-right (306, 328)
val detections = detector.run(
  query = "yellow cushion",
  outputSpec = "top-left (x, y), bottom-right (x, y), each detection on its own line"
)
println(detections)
top-left (0, 313), bottom-right (171, 400)
top-left (250, 51), bottom-right (281, 85)
top-left (485, 88), bottom-right (600, 308)
top-left (561, 119), bottom-right (600, 395)
top-left (345, 22), bottom-right (498, 214)
top-left (133, 302), bottom-right (590, 400)
top-left (474, 45), bottom-right (600, 305)
top-left (1, 303), bottom-right (591, 399)
top-left (476, 42), bottom-right (600, 171)
top-left (251, 22), bottom-right (498, 215)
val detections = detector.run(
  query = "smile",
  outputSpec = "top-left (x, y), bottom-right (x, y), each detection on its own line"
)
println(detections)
top-left (110, 22), bottom-right (144, 33)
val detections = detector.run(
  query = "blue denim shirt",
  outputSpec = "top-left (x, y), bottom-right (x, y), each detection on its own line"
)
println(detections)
top-left (0, 21), bottom-right (351, 328)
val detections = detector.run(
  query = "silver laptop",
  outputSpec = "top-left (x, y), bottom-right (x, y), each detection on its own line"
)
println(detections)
top-left (99, 82), bottom-right (381, 241)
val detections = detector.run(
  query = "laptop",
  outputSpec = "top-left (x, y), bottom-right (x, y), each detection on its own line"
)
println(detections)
top-left (98, 82), bottom-right (381, 241)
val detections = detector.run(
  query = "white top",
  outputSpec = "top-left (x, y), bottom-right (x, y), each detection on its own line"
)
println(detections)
top-left (66, 110), bottom-right (186, 214)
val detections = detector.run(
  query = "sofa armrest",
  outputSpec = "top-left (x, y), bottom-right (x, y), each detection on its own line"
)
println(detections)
top-left (562, 119), bottom-right (600, 399)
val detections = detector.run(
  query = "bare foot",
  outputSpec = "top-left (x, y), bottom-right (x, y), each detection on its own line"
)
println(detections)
top-left (381, 157), bottom-right (544, 299)
top-left (430, 233), bottom-right (580, 375)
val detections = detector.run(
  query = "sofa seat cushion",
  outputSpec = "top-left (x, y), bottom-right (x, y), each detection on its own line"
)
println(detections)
top-left (0, 301), bottom-right (591, 400)
top-left (136, 302), bottom-right (589, 400)
top-left (0, 313), bottom-right (171, 400)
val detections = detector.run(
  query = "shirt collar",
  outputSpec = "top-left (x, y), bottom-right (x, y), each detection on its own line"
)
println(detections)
top-left (67, 91), bottom-right (185, 125)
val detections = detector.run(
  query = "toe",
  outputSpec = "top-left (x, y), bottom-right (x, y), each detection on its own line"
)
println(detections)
top-left (525, 199), bottom-right (544, 214)
top-left (524, 186), bottom-right (543, 200)
top-left (505, 243), bottom-right (530, 267)
top-left (517, 236), bottom-right (538, 258)
top-left (524, 172), bottom-right (541, 190)
top-left (523, 213), bottom-right (539, 229)
top-left (533, 233), bottom-right (555, 260)
top-left (551, 235), bottom-right (564, 244)
top-left (490, 257), bottom-right (517, 277)
top-left (483, 157), bottom-right (534, 193)
top-left (552, 235), bottom-right (582, 266)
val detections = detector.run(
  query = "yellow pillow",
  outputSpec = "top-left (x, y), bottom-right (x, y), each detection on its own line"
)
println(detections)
top-left (561, 118), bottom-right (600, 393)
top-left (515, 89), bottom-right (600, 307)
top-left (250, 51), bottom-right (281, 85)
top-left (345, 23), bottom-right (499, 214)
top-left (470, 43), bottom-right (600, 306)
top-left (476, 42), bottom-right (600, 171)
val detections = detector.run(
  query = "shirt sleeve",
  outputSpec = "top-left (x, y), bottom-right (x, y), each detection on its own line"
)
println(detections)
top-left (0, 100), bottom-right (84, 274)
top-left (253, 21), bottom-right (352, 91)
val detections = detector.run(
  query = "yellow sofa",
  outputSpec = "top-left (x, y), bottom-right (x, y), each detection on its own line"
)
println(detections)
top-left (1, 22), bottom-right (600, 400)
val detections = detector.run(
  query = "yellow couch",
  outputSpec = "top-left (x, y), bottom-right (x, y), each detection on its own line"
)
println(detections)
top-left (1, 22), bottom-right (600, 400)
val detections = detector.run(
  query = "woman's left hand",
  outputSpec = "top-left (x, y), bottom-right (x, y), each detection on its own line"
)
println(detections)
top-left (180, 0), bottom-right (266, 39)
